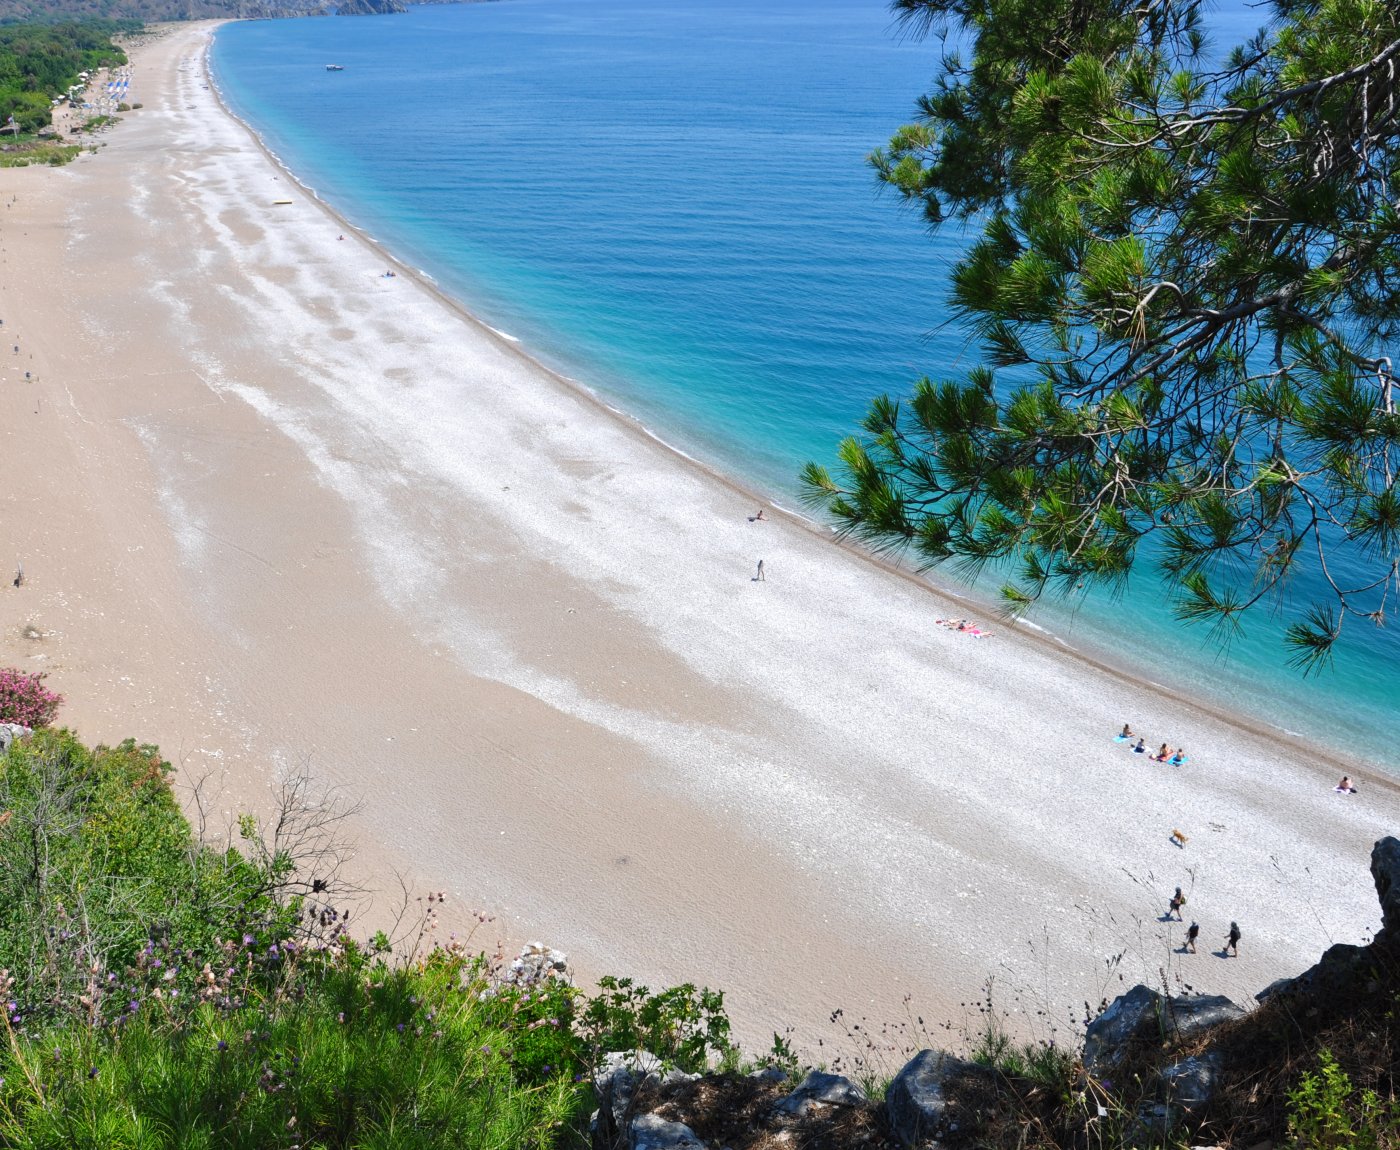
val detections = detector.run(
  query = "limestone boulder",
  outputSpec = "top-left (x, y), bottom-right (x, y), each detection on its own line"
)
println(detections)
top-left (1159, 1052), bottom-right (1223, 1116)
top-left (593, 1051), bottom-right (662, 1148)
top-left (773, 1069), bottom-right (867, 1117)
top-left (886, 1049), bottom-right (994, 1148)
top-left (1084, 985), bottom-right (1242, 1079)
top-left (628, 1113), bottom-right (705, 1150)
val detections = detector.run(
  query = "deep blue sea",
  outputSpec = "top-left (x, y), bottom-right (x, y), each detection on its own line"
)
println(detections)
top-left (210, 0), bottom-right (1398, 769)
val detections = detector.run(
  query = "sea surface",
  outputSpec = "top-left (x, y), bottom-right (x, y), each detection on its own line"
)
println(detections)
top-left (209, 0), bottom-right (1398, 769)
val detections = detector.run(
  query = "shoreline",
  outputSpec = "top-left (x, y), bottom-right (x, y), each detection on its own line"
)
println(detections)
top-left (1, 20), bottom-right (1395, 1057)
top-left (202, 26), bottom-right (1389, 789)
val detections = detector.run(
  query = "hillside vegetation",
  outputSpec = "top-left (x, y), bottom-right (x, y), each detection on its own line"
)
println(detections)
top-left (0, 21), bottom-right (129, 133)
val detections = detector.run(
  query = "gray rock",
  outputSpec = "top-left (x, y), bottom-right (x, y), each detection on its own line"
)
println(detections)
top-left (748, 1065), bottom-right (788, 1084)
top-left (1159, 1052), bottom-right (1223, 1116)
top-left (501, 941), bottom-right (570, 989)
top-left (593, 1051), bottom-right (662, 1148)
top-left (1254, 839), bottom-right (1400, 1007)
top-left (1083, 986), bottom-right (1243, 1079)
top-left (0, 723), bottom-right (30, 754)
top-left (628, 1114), bottom-right (704, 1150)
top-left (886, 1049), bottom-right (992, 1148)
top-left (1372, 836), bottom-right (1400, 943)
top-left (774, 1069), bottom-right (867, 1117)
top-left (1256, 941), bottom-right (1371, 1002)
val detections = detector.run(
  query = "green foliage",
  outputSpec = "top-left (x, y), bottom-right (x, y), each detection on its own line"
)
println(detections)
top-left (808, 0), bottom-right (1400, 668)
top-left (577, 975), bottom-right (735, 1073)
top-left (968, 1011), bottom-right (1073, 1099)
top-left (0, 729), bottom-right (295, 1027)
top-left (0, 949), bottom-right (590, 1150)
top-left (0, 22), bottom-right (128, 133)
top-left (1287, 1048), bottom-right (1400, 1150)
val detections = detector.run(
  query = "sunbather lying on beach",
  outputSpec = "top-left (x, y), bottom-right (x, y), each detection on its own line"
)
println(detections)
top-left (934, 618), bottom-right (992, 637)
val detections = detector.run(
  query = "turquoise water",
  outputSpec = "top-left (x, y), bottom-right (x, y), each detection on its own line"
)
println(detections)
top-left (211, 0), bottom-right (1398, 769)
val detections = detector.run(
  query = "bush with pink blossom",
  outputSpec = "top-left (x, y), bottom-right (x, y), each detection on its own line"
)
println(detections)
top-left (0, 666), bottom-right (62, 728)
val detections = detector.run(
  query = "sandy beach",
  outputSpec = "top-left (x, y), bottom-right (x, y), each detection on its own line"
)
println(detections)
top-left (0, 21), bottom-right (1395, 1055)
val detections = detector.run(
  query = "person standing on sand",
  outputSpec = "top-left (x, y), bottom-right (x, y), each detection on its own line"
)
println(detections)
top-left (1226, 921), bottom-right (1241, 956)
top-left (1168, 887), bottom-right (1185, 920)
top-left (1186, 922), bottom-right (1199, 953)
top-left (755, 559), bottom-right (765, 582)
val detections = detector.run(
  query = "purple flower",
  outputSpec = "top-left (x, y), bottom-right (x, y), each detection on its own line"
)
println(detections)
top-left (396, 1023), bottom-right (405, 1033)
top-left (242, 935), bottom-right (255, 948)
top-left (87, 1067), bottom-right (98, 1079)
top-left (128, 1001), bottom-right (139, 1013)
top-left (217, 1040), bottom-right (228, 1052)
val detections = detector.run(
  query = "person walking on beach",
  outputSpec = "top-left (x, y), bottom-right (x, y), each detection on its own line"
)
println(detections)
top-left (1186, 922), bottom-right (1199, 953)
top-left (1225, 921), bottom-right (1241, 956)
top-left (755, 559), bottom-right (765, 582)
top-left (1168, 886), bottom-right (1186, 920)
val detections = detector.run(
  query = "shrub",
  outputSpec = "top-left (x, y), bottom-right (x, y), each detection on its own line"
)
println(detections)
top-left (1287, 1048), bottom-right (1400, 1150)
top-left (578, 975), bottom-right (735, 1072)
top-left (0, 668), bottom-right (61, 727)
top-left (0, 947), bottom-right (591, 1149)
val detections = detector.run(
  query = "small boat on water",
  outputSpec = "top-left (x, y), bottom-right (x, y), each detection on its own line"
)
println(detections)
top-left (325, 64), bottom-right (345, 71)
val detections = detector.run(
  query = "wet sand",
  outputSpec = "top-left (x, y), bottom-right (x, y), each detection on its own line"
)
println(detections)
top-left (0, 21), bottom-right (1394, 1054)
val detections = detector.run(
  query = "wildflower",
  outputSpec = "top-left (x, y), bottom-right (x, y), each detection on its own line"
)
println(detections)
top-left (242, 935), bottom-right (255, 948)
top-left (396, 1023), bottom-right (405, 1034)
top-left (87, 1067), bottom-right (98, 1079)
top-left (337, 1012), bottom-right (345, 1024)
top-left (217, 1040), bottom-right (228, 1052)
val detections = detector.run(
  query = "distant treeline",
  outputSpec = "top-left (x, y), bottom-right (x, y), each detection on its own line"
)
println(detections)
top-left (0, 0), bottom-right (483, 29)
top-left (0, 21), bottom-right (132, 133)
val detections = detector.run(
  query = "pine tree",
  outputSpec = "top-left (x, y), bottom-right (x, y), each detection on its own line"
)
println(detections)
top-left (803, 0), bottom-right (1400, 669)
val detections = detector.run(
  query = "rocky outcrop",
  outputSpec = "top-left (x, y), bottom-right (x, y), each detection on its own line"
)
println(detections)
top-left (1256, 835), bottom-right (1400, 1006)
top-left (886, 1050), bottom-right (994, 1148)
top-left (1082, 985), bottom-right (1243, 1079)
top-left (334, 0), bottom-right (405, 14)
top-left (592, 1050), bottom-right (663, 1148)
top-left (593, 837), bottom-right (1400, 1150)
